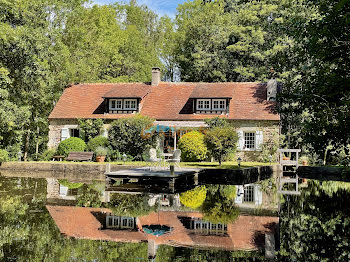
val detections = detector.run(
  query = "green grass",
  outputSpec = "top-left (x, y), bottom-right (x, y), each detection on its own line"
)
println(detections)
top-left (18, 160), bottom-right (275, 169)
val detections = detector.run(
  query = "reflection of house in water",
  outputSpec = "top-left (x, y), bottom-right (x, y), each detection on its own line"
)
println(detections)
top-left (147, 193), bottom-right (181, 209)
top-left (235, 184), bottom-right (262, 206)
top-left (235, 183), bottom-right (277, 210)
top-left (46, 178), bottom-right (106, 204)
top-left (179, 217), bottom-right (228, 236)
top-left (47, 205), bottom-right (278, 257)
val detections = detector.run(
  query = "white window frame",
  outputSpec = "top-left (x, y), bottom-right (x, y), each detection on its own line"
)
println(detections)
top-left (244, 131), bottom-right (256, 150)
top-left (212, 99), bottom-right (226, 110)
top-left (109, 99), bottom-right (123, 110)
top-left (197, 99), bottom-right (211, 110)
top-left (124, 99), bottom-right (137, 110)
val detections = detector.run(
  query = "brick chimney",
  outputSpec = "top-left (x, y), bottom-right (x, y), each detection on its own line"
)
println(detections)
top-left (267, 78), bottom-right (277, 101)
top-left (151, 67), bottom-right (161, 86)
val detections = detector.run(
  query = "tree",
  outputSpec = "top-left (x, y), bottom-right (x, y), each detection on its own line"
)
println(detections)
top-left (276, 0), bottom-right (350, 164)
top-left (174, 0), bottom-right (309, 82)
top-left (204, 127), bottom-right (238, 165)
top-left (204, 117), bottom-right (229, 129)
top-left (201, 185), bottom-right (239, 224)
top-left (108, 114), bottom-right (156, 159)
top-left (78, 119), bottom-right (104, 141)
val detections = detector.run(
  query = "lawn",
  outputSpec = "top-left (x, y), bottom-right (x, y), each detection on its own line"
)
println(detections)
top-left (21, 160), bottom-right (274, 169)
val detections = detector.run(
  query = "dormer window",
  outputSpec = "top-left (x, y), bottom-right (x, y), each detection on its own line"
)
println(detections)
top-left (124, 99), bottom-right (137, 110)
top-left (108, 98), bottom-right (138, 113)
top-left (110, 99), bottom-right (123, 110)
top-left (197, 99), bottom-right (211, 110)
top-left (212, 99), bottom-right (226, 110)
top-left (195, 98), bottom-right (228, 113)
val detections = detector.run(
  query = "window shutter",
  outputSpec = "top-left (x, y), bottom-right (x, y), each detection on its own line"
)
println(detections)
top-left (61, 128), bottom-right (69, 141)
top-left (234, 185), bottom-right (244, 204)
top-left (102, 128), bottom-right (108, 138)
top-left (59, 185), bottom-right (68, 196)
top-left (237, 130), bottom-right (244, 150)
top-left (254, 184), bottom-right (263, 205)
top-left (255, 130), bottom-right (263, 150)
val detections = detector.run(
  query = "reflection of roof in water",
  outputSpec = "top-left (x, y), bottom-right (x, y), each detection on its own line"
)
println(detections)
top-left (47, 205), bottom-right (278, 251)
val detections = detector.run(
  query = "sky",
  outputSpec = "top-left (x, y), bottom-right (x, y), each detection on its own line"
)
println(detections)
top-left (91, 0), bottom-right (187, 17)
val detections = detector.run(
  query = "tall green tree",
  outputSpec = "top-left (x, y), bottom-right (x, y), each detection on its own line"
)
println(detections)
top-left (276, 0), bottom-right (350, 163)
top-left (175, 0), bottom-right (310, 82)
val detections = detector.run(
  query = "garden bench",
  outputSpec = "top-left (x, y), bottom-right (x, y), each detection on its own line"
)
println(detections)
top-left (52, 155), bottom-right (65, 161)
top-left (65, 152), bottom-right (94, 162)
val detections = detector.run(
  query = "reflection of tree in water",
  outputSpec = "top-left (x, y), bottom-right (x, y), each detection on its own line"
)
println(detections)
top-left (201, 185), bottom-right (240, 224)
top-left (75, 181), bottom-right (106, 208)
top-left (279, 180), bottom-right (350, 261)
top-left (108, 193), bottom-right (157, 217)
top-left (179, 186), bottom-right (207, 209)
top-left (0, 176), bottom-right (150, 261)
top-left (156, 245), bottom-right (265, 262)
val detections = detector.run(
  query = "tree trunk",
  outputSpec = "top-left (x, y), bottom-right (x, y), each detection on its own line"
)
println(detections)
top-left (23, 131), bottom-right (30, 162)
top-left (35, 126), bottom-right (40, 160)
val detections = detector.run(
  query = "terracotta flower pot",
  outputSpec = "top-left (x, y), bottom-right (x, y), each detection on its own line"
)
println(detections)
top-left (302, 160), bottom-right (308, 166)
top-left (96, 156), bottom-right (106, 162)
top-left (282, 157), bottom-right (290, 160)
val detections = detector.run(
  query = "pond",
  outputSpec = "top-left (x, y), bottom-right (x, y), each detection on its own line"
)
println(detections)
top-left (0, 170), bottom-right (349, 261)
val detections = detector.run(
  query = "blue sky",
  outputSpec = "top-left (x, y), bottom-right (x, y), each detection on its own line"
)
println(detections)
top-left (91, 0), bottom-right (187, 17)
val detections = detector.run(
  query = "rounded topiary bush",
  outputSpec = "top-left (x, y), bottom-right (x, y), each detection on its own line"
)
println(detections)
top-left (57, 137), bottom-right (86, 156)
top-left (87, 136), bottom-right (109, 152)
top-left (178, 131), bottom-right (207, 162)
top-left (180, 186), bottom-right (207, 209)
top-left (0, 149), bottom-right (9, 163)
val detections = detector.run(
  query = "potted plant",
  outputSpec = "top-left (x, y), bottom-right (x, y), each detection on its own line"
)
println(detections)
top-left (95, 146), bottom-right (108, 162)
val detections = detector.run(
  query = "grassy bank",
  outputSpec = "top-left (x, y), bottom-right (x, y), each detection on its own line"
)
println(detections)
top-left (8, 160), bottom-right (274, 169)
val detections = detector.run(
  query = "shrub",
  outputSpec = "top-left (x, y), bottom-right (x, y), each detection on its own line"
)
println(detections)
top-left (178, 131), bottom-right (207, 162)
top-left (95, 146), bottom-right (108, 156)
top-left (108, 114), bottom-right (157, 159)
top-left (57, 137), bottom-right (86, 157)
top-left (204, 117), bottom-right (230, 128)
top-left (76, 185), bottom-right (102, 208)
top-left (108, 193), bottom-right (155, 217)
top-left (0, 149), bottom-right (9, 163)
top-left (204, 127), bottom-right (238, 165)
top-left (58, 179), bottom-right (84, 189)
top-left (78, 119), bottom-right (104, 141)
top-left (87, 136), bottom-right (109, 152)
top-left (39, 149), bottom-right (56, 161)
top-left (180, 186), bottom-right (207, 209)
top-left (202, 185), bottom-right (239, 224)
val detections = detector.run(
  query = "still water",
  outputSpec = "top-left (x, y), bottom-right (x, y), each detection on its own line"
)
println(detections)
top-left (0, 170), bottom-right (349, 262)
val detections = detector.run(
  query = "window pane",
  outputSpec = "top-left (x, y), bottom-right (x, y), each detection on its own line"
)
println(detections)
top-left (244, 132), bottom-right (255, 149)
top-left (244, 185), bottom-right (254, 202)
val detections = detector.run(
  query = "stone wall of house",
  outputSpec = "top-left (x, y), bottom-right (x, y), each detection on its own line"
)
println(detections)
top-left (48, 119), bottom-right (112, 149)
top-left (48, 119), bottom-right (77, 148)
top-left (48, 118), bottom-right (279, 162)
top-left (231, 120), bottom-right (280, 162)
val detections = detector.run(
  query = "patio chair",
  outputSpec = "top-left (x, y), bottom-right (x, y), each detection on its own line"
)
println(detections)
top-left (167, 149), bottom-right (181, 169)
top-left (146, 148), bottom-right (162, 170)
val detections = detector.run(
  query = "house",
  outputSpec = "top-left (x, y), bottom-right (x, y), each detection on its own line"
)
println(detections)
top-left (48, 68), bottom-right (279, 160)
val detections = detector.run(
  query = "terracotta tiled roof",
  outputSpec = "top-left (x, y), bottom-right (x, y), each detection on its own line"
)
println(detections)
top-left (49, 82), bottom-right (279, 121)
top-left (102, 83), bottom-right (151, 98)
top-left (189, 83), bottom-right (235, 98)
